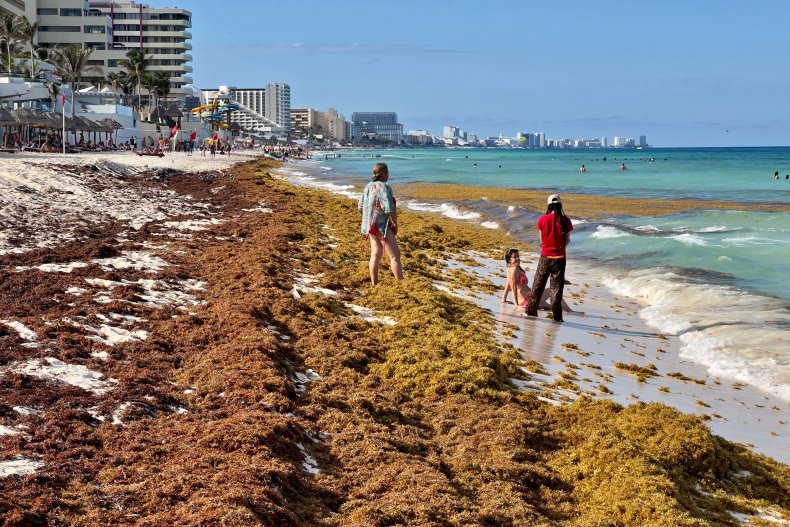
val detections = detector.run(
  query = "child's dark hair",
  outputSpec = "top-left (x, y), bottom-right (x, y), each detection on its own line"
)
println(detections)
top-left (546, 202), bottom-right (569, 240)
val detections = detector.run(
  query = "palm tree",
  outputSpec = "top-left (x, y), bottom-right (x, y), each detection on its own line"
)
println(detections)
top-left (116, 74), bottom-right (134, 107)
top-left (0, 14), bottom-right (25, 73)
top-left (20, 18), bottom-right (40, 77)
top-left (139, 72), bottom-right (158, 111)
top-left (51, 45), bottom-right (103, 118)
top-left (118, 48), bottom-right (150, 110)
top-left (153, 70), bottom-right (171, 110)
top-left (106, 71), bottom-right (123, 90)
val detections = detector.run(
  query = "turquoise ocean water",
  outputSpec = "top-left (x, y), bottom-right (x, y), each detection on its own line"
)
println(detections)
top-left (286, 147), bottom-right (790, 402)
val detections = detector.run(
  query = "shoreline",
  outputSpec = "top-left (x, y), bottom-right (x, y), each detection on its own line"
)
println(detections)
top-left (280, 159), bottom-right (790, 463)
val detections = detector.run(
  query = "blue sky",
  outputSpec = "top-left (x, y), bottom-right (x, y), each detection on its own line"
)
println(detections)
top-left (186, 1), bottom-right (789, 147)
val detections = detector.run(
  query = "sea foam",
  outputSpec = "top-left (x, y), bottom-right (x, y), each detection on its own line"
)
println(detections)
top-left (406, 201), bottom-right (481, 220)
top-left (590, 226), bottom-right (630, 239)
top-left (603, 268), bottom-right (790, 402)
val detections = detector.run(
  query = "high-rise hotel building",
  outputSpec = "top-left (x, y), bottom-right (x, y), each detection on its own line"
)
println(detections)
top-left (0, 0), bottom-right (35, 18)
top-left (0, 0), bottom-right (192, 101)
top-left (351, 112), bottom-right (403, 143)
top-left (291, 107), bottom-right (350, 141)
top-left (88, 1), bottom-right (192, 100)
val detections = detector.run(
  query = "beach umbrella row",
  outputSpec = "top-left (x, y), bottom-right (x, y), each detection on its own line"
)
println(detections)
top-left (1, 108), bottom-right (124, 148)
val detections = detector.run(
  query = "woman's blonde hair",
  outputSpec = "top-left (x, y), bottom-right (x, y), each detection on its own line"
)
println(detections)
top-left (372, 162), bottom-right (388, 181)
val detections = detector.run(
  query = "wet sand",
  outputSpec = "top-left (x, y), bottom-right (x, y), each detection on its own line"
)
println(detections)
top-left (445, 254), bottom-right (790, 463)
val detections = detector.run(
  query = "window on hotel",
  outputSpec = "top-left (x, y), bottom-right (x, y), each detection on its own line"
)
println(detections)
top-left (84, 26), bottom-right (106, 34)
top-left (37, 8), bottom-right (58, 15)
top-left (39, 26), bottom-right (81, 33)
top-left (85, 43), bottom-right (106, 50)
top-left (60, 8), bottom-right (83, 16)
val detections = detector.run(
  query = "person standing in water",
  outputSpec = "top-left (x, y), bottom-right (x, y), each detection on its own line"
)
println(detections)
top-left (358, 163), bottom-right (403, 286)
top-left (527, 194), bottom-right (573, 322)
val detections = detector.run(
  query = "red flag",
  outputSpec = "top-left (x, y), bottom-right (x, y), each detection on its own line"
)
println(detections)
top-left (171, 124), bottom-right (179, 136)
top-left (61, 93), bottom-right (66, 105)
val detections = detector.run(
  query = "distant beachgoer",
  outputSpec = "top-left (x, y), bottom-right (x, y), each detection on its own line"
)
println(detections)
top-left (774, 171), bottom-right (780, 180)
top-left (786, 175), bottom-right (789, 179)
top-left (358, 162), bottom-right (403, 286)
top-left (503, 248), bottom-right (575, 312)
top-left (526, 194), bottom-right (573, 322)
top-left (603, 156), bottom-right (607, 161)
top-left (579, 164), bottom-right (587, 173)
top-left (209, 138), bottom-right (216, 158)
top-left (620, 163), bottom-right (627, 171)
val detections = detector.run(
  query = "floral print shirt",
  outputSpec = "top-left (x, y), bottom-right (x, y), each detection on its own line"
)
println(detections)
top-left (358, 181), bottom-right (395, 236)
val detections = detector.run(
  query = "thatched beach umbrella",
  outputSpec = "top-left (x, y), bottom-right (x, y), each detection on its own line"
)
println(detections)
top-left (11, 108), bottom-right (49, 144)
top-left (100, 117), bottom-right (124, 143)
top-left (149, 106), bottom-right (165, 123)
top-left (165, 104), bottom-right (183, 118)
top-left (0, 107), bottom-right (15, 148)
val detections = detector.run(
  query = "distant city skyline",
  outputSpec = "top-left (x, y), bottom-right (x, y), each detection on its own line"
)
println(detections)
top-left (186, 1), bottom-right (790, 147)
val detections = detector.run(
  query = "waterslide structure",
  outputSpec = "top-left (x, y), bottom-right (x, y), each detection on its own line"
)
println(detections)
top-left (190, 100), bottom-right (239, 128)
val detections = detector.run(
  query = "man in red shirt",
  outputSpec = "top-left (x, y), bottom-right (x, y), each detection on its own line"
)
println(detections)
top-left (526, 194), bottom-right (573, 322)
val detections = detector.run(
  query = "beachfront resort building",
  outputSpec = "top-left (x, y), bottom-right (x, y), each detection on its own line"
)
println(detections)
top-left (406, 130), bottom-right (433, 145)
top-left (351, 112), bottom-right (403, 144)
top-left (86, 1), bottom-right (193, 101)
top-left (199, 84), bottom-right (291, 134)
top-left (0, 0), bottom-right (35, 18)
top-left (290, 107), bottom-right (350, 141)
top-left (0, 0), bottom-right (193, 102)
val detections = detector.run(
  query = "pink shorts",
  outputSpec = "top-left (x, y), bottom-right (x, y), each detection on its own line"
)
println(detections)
top-left (519, 292), bottom-right (533, 307)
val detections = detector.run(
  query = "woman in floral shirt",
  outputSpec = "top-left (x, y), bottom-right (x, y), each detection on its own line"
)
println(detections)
top-left (358, 163), bottom-right (403, 286)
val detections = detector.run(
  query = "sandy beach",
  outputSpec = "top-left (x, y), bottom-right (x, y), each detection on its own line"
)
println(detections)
top-left (0, 153), bottom-right (788, 525)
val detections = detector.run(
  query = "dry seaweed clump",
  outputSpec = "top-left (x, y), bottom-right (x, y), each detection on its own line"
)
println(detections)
top-left (365, 278), bottom-right (522, 397)
top-left (548, 400), bottom-right (790, 526)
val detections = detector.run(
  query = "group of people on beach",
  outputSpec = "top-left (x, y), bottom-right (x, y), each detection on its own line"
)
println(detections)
top-left (358, 163), bottom-right (574, 322)
top-left (773, 171), bottom-right (789, 180)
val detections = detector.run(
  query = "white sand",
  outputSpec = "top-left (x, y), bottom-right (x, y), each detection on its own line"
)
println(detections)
top-left (0, 151), bottom-right (260, 255)
top-left (9, 357), bottom-right (116, 395)
top-left (0, 457), bottom-right (44, 477)
top-left (1, 320), bottom-right (37, 341)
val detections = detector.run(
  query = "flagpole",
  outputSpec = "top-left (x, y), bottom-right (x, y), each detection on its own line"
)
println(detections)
top-left (61, 90), bottom-right (66, 157)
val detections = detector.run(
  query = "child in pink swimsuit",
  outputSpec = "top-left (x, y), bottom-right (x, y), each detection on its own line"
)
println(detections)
top-left (501, 248), bottom-right (533, 307)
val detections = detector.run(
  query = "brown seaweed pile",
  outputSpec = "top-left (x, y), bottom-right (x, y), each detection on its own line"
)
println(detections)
top-left (0, 158), bottom-right (787, 526)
